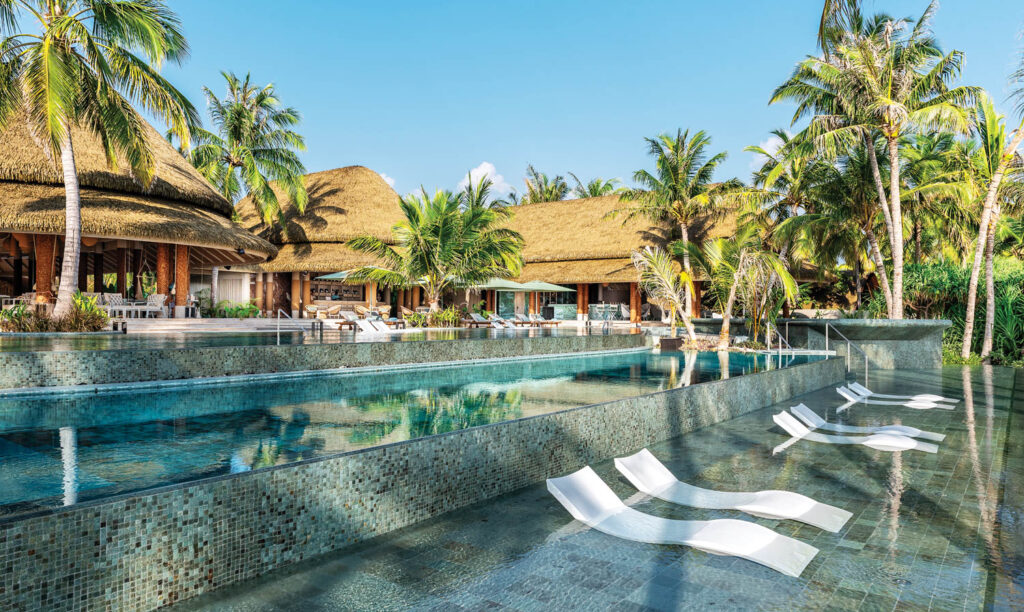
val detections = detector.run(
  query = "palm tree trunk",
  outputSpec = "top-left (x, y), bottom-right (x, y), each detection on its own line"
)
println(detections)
top-left (887, 137), bottom-right (904, 319)
top-left (680, 311), bottom-right (697, 342)
top-left (211, 266), bottom-right (219, 308)
top-left (679, 222), bottom-right (692, 317)
top-left (914, 216), bottom-right (922, 265)
top-left (962, 125), bottom-right (1024, 358)
top-left (717, 276), bottom-right (740, 350)
top-left (865, 134), bottom-right (896, 251)
top-left (981, 206), bottom-right (999, 359)
top-left (854, 257), bottom-right (863, 310)
top-left (865, 227), bottom-right (893, 317)
top-left (53, 133), bottom-right (81, 319)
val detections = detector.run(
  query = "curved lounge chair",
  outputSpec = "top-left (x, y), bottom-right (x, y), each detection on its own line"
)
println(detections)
top-left (614, 449), bottom-right (852, 532)
top-left (848, 381), bottom-right (960, 405)
top-left (772, 412), bottom-right (938, 454)
top-left (791, 404), bottom-right (945, 442)
top-left (837, 386), bottom-right (954, 410)
top-left (546, 466), bottom-right (818, 577)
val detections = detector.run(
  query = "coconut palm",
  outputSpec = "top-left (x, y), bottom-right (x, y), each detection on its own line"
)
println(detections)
top-left (0, 0), bottom-right (197, 316)
top-left (958, 92), bottom-right (1024, 358)
top-left (346, 189), bottom-right (524, 311)
top-left (568, 173), bottom-right (624, 199)
top-left (685, 224), bottom-right (797, 349)
top-left (188, 71), bottom-right (307, 224)
top-left (614, 129), bottom-right (741, 316)
top-left (773, 1), bottom-right (979, 318)
top-left (631, 246), bottom-right (696, 341)
top-left (519, 165), bottom-right (569, 204)
top-left (458, 172), bottom-right (508, 213)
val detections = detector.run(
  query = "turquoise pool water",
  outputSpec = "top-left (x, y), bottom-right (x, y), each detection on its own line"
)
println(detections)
top-left (0, 327), bottom-right (630, 352)
top-left (0, 350), bottom-right (819, 518)
top-left (180, 366), bottom-right (1022, 611)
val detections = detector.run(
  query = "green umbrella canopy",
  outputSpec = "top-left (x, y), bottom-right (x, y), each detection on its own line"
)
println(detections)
top-left (315, 271), bottom-right (350, 280)
top-left (473, 278), bottom-right (530, 291)
top-left (519, 281), bottom-right (576, 292)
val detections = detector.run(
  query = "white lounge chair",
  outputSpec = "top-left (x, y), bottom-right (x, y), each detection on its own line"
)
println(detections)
top-left (470, 313), bottom-right (501, 328)
top-left (848, 381), bottom-right (960, 405)
top-left (546, 466), bottom-right (818, 577)
top-left (772, 412), bottom-right (938, 454)
top-left (614, 449), bottom-right (852, 533)
top-left (355, 319), bottom-right (385, 334)
top-left (790, 404), bottom-right (945, 442)
top-left (837, 386), bottom-right (954, 410)
top-left (488, 314), bottom-right (515, 329)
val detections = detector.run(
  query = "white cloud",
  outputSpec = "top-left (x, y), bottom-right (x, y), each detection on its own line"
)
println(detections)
top-left (456, 161), bottom-right (513, 196)
top-left (747, 133), bottom-right (786, 172)
top-left (378, 172), bottom-right (396, 188)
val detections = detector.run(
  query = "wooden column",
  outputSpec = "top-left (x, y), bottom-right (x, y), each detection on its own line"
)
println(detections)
top-left (629, 282), bottom-right (639, 323)
top-left (11, 243), bottom-right (22, 296)
top-left (78, 250), bottom-right (89, 291)
top-left (367, 282), bottom-right (377, 307)
top-left (583, 284), bottom-right (590, 319)
top-left (34, 235), bottom-right (55, 302)
top-left (174, 245), bottom-right (189, 312)
top-left (290, 272), bottom-right (301, 317)
top-left (156, 245), bottom-right (171, 300)
top-left (116, 247), bottom-right (127, 296)
top-left (254, 272), bottom-right (264, 311)
top-left (264, 273), bottom-right (275, 314)
top-left (397, 289), bottom-right (406, 313)
top-left (132, 248), bottom-right (143, 299)
top-left (690, 281), bottom-right (702, 317)
top-left (576, 284), bottom-right (583, 318)
top-left (412, 286), bottom-right (421, 309)
top-left (301, 276), bottom-right (311, 317)
top-left (93, 252), bottom-right (105, 293)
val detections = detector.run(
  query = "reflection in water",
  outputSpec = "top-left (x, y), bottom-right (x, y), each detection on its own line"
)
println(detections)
top-left (963, 366), bottom-right (999, 566)
top-left (59, 427), bottom-right (77, 506)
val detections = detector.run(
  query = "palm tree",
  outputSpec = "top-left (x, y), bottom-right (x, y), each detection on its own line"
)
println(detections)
top-left (631, 246), bottom-right (696, 341)
top-left (614, 129), bottom-right (741, 316)
top-left (189, 71), bottom-right (307, 224)
top-left (959, 91), bottom-right (1024, 358)
top-left (773, 1), bottom-right (978, 318)
top-left (458, 172), bottom-right (508, 212)
top-left (0, 0), bottom-right (197, 317)
top-left (346, 189), bottom-right (524, 311)
top-left (519, 165), bottom-right (569, 204)
top-left (685, 224), bottom-right (797, 349)
top-left (568, 173), bottom-right (624, 199)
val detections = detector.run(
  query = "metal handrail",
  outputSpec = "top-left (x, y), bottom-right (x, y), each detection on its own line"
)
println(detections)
top-left (276, 309), bottom-right (307, 344)
top-left (777, 319), bottom-right (870, 384)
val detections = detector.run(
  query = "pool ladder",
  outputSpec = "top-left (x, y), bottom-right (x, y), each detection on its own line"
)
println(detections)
top-left (778, 321), bottom-right (870, 386)
top-left (276, 309), bottom-right (323, 344)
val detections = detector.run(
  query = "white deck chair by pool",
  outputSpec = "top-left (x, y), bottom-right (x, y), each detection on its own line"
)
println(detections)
top-left (837, 386), bottom-right (954, 410)
top-left (546, 466), bottom-right (818, 577)
top-left (791, 404), bottom-right (945, 442)
top-left (772, 412), bottom-right (938, 454)
top-left (614, 449), bottom-right (852, 533)
top-left (355, 319), bottom-right (385, 334)
top-left (848, 381), bottom-right (960, 405)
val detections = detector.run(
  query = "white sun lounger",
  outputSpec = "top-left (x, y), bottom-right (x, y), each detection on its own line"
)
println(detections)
top-left (614, 449), bottom-right (852, 533)
top-left (772, 412), bottom-right (938, 454)
top-left (791, 404), bottom-right (945, 442)
top-left (546, 466), bottom-right (818, 577)
top-left (848, 381), bottom-right (960, 405)
top-left (837, 386), bottom-right (954, 410)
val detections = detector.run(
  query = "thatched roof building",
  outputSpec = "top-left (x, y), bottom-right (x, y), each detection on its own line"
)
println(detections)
top-left (236, 166), bottom-right (402, 274)
top-left (507, 195), bottom-right (735, 284)
top-left (0, 115), bottom-right (276, 266)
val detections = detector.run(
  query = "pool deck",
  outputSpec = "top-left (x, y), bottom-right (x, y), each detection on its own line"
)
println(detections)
top-left (178, 366), bottom-right (1022, 612)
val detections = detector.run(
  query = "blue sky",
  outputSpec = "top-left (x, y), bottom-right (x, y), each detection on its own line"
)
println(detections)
top-left (161, 0), bottom-right (1024, 197)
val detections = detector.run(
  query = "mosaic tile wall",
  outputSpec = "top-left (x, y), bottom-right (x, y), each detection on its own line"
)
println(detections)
top-left (0, 333), bottom-right (644, 390)
top-left (0, 357), bottom-right (844, 611)
top-left (804, 328), bottom-right (944, 370)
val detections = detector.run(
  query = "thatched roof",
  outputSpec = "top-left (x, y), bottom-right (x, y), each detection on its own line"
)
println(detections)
top-left (0, 114), bottom-right (231, 216)
top-left (0, 182), bottom-right (277, 260)
top-left (507, 195), bottom-right (736, 284)
top-left (235, 166), bottom-right (403, 273)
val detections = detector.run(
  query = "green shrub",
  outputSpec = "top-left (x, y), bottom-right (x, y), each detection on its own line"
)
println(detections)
top-left (404, 312), bottom-right (428, 327)
top-left (215, 300), bottom-right (261, 319)
top-left (0, 291), bottom-right (109, 332)
top-left (427, 306), bottom-right (462, 328)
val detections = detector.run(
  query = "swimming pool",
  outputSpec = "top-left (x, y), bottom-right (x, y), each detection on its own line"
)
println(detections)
top-left (0, 326), bottom-right (628, 352)
top-left (180, 366), bottom-right (1021, 611)
top-left (0, 350), bottom-right (821, 518)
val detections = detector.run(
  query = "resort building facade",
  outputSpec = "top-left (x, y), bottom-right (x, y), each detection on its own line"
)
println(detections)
top-left (0, 116), bottom-right (277, 316)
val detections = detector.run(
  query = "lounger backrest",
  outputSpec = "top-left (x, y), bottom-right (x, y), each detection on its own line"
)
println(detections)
top-left (546, 466), bottom-right (625, 524)
top-left (370, 320), bottom-right (391, 332)
top-left (835, 387), bottom-right (861, 402)
top-left (355, 319), bottom-right (378, 333)
top-left (614, 448), bottom-right (676, 493)
top-left (849, 382), bottom-right (871, 396)
top-left (790, 404), bottom-right (825, 429)
top-left (471, 313), bottom-right (488, 323)
top-left (773, 412), bottom-right (811, 438)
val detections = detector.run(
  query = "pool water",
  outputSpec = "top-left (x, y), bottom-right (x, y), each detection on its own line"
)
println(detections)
top-left (178, 366), bottom-right (1022, 611)
top-left (0, 350), bottom-right (820, 518)
top-left (0, 326), bottom-right (631, 352)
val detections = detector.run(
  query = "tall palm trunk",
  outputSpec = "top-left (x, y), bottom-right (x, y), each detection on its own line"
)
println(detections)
top-left (865, 134), bottom-right (896, 248)
top-left (981, 206), bottom-right (999, 359)
top-left (914, 216), bottom-right (922, 265)
top-left (962, 125), bottom-right (1024, 358)
top-left (678, 221), bottom-right (692, 317)
top-left (865, 227), bottom-right (893, 317)
top-left (717, 265), bottom-right (742, 350)
top-left (53, 134), bottom-right (81, 318)
top-left (887, 137), bottom-right (904, 319)
top-left (210, 266), bottom-right (219, 311)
